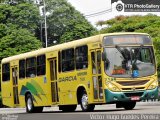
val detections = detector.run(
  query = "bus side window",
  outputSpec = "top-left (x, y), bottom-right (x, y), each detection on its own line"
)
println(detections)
top-left (58, 51), bottom-right (61, 72)
top-left (62, 48), bottom-right (74, 72)
top-left (37, 55), bottom-right (46, 76)
top-left (2, 63), bottom-right (10, 81)
top-left (76, 45), bottom-right (88, 69)
top-left (26, 57), bottom-right (36, 77)
top-left (19, 60), bottom-right (25, 79)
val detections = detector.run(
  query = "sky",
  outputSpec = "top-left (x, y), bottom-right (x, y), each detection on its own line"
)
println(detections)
top-left (67, 0), bottom-right (160, 28)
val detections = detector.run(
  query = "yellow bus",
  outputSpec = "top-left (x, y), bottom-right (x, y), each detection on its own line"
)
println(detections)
top-left (1, 33), bottom-right (158, 113)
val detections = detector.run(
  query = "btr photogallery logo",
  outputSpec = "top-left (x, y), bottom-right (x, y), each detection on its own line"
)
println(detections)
top-left (116, 3), bottom-right (123, 11)
top-left (112, 0), bottom-right (124, 12)
top-left (112, 0), bottom-right (160, 12)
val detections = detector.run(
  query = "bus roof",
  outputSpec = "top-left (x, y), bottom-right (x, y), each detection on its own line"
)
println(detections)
top-left (1, 32), bottom-right (149, 64)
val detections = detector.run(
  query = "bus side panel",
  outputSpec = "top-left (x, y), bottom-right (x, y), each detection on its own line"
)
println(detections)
top-left (76, 69), bottom-right (92, 103)
top-left (18, 76), bottom-right (52, 107)
top-left (18, 79), bottom-right (26, 107)
top-left (1, 81), bottom-right (14, 107)
top-left (58, 72), bottom-right (78, 105)
top-left (1, 62), bottom-right (14, 107)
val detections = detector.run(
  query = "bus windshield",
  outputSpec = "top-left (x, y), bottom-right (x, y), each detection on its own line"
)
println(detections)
top-left (104, 46), bottom-right (156, 78)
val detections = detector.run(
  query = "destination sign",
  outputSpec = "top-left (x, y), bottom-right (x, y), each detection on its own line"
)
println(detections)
top-left (103, 35), bottom-right (152, 45)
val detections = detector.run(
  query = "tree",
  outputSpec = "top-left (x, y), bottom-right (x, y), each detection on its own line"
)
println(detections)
top-left (97, 14), bottom-right (160, 76)
top-left (0, 2), bottom-right (40, 34)
top-left (0, 28), bottom-right (42, 60)
top-left (45, 0), bottom-right (96, 46)
top-left (0, 2), bottom-right (42, 60)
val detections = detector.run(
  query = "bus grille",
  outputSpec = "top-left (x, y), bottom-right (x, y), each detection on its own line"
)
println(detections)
top-left (117, 80), bottom-right (149, 86)
top-left (124, 92), bottom-right (144, 97)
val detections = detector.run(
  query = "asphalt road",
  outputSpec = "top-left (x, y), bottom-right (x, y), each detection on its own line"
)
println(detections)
top-left (0, 101), bottom-right (160, 120)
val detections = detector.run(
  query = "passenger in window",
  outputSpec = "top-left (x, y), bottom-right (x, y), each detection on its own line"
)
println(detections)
top-left (30, 74), bottom-right (36, 78)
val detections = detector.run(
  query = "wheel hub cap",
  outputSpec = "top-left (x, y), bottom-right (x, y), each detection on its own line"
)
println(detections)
top-left (81, 94), bottom-right (88, 109)
top-left (27, 98), bottom-right (32, 111)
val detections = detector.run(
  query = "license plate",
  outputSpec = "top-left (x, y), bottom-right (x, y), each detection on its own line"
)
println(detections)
top-left (131, 96), bottom-right (140, 101)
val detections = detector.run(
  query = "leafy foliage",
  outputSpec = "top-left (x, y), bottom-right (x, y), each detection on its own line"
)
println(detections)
top-left (0, 3), bottom-right (40, 33)
top-left (45, 0), bottom-right (96, 46)
top-left (0, 2), bottom-right (42, 61)
top-left (97, 14), bottom-right (160, 76)
top-left (0, 28), bottom-right (41, 60)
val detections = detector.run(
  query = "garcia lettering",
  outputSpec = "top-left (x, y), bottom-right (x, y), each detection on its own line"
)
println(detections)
top-left (59, 76), bottom-right (77, 82)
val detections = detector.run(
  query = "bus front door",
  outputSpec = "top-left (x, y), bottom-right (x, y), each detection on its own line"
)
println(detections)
top-left (49, 58), bottom-right (59, 104)
top-left (11, 66), bottom-right (19, 106)
top-left (91, 50), bottom-right (104, 102)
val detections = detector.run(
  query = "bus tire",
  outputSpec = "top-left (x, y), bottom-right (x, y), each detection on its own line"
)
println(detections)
top-left (123, 101), bottom-right (136, 110)
top-left (80, 91), bottom-right (95, 112)
top-left (59, 105), bottom-right (77, 112)
top-left (26, 94), bottom-right (35, 113)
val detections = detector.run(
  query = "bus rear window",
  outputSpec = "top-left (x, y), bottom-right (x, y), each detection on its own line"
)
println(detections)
top-left (2, 63), bottom-right (10, 81)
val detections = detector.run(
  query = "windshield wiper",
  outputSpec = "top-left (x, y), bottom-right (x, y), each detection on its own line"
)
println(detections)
top-left (130, 45), bottom-right (143, 77)
top-left (115, 45), bottom-right (131, 70)
top-left (132, 45), bottom-right (143, 65)
top-left (115, 45), bottom-right (128, 60)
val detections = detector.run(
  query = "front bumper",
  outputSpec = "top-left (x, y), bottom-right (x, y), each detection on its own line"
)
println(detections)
top-left (105, 87), bottom-right (158, 103)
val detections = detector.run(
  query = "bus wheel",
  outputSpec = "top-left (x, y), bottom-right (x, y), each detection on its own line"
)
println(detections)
top-left (26, 94), bottom-right (35, 113)
top-left (123, 102), bottom-right (136, 110)
top-left (59, 105), bottom-right (77, 112)
top-left (80, 91), bottom-right (95, 112)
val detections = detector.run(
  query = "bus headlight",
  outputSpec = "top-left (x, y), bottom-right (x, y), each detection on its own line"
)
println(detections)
top-left (147, 80), bottom-right (158, 90)
top-left (106, 82), bottom-right (120, 92)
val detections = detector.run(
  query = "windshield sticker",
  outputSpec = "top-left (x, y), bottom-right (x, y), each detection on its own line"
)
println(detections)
top-left (112, 69), bottom-right (126, 75)
top-left (132, 70), bottom-right (139, 77)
